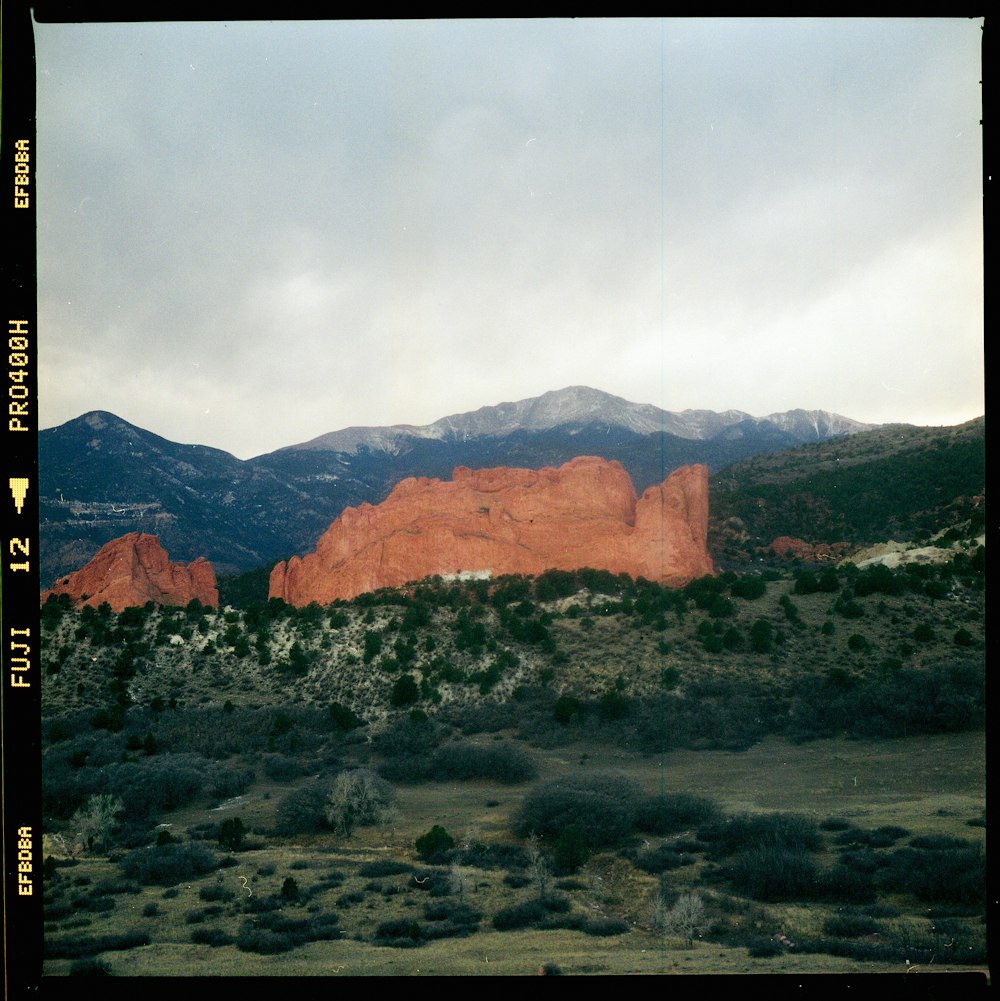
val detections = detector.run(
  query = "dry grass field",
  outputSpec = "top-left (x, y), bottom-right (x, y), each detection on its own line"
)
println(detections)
top-left (42, 729), bottom-right (986, 980)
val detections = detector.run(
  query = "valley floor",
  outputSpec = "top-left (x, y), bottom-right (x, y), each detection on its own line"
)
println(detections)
top-left (40, 730), bottom-right (987, 982)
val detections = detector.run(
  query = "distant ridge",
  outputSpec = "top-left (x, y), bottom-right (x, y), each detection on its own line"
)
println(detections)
top-left (281, 386), bottom-right (876, 456)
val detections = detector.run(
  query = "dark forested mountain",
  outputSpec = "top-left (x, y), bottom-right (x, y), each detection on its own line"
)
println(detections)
top-left (708, 417), bottom-right (986, 564)
top-left (39, 388), bottom-right (947, 588)
top-left (39, 412), bottom-right (289, 583)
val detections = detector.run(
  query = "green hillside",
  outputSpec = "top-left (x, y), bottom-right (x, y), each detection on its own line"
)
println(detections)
top-left (709, 418), bottom-right (985, 562)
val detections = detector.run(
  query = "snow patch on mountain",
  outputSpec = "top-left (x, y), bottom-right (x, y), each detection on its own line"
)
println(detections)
top-left (284, 387), bottom-right (875, 455)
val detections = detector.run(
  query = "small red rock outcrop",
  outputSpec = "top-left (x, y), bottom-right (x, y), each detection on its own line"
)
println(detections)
top-left (269, 456), bottom-right (713, 606)
top-left (41, 533), bottom-right (218, 611)
top-left (767, 536), bottom-right (854, 562)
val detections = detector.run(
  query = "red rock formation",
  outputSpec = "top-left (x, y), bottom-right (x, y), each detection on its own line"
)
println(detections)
top-left (767, 536), bottom-right (853, 562)
top-left (269, 457), bottom-right (713, 605)
top-left (41, 533), bottom-right (218, 612)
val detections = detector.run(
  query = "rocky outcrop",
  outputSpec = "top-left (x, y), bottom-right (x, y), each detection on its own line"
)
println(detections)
top-left (269, 456), bottom-right (712, 605)
top-left (41, 533), bottom-right (218, 611)
top-left (767, 536), bottom-right (853, 562)
top-left (844, 535), bottom-right (986, 570)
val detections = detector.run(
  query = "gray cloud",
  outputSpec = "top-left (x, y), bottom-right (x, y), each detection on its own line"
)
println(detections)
top-left (35, 17), bottom-right (983, 458)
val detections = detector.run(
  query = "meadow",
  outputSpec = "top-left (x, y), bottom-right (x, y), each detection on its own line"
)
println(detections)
top-left (42, 728), bottom-right (985, 978)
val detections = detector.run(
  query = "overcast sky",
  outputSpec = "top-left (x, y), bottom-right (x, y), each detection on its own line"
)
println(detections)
top-left (34, 17), bottom-right (984, 460)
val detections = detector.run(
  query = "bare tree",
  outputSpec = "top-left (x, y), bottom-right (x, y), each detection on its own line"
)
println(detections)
top-left (323, 769), bottom-right (396, 837)
top-left (71, 793), bottom-right (124, 853)
top-left (646, 889), bottom-right (667, 932)
top-left (526, 832), bottom-right (552, 900)
top-left (661, 892), bottom-right (708, 948)
top-left (448, 862), bottom-right (471, 903)
top-left (459, 825), bottom-right (485, 856)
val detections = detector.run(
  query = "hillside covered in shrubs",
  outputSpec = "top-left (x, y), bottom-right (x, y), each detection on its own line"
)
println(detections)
top-left (708, 417), bottom-right (985, 562)
top-left (40, 551), bottom-right (985, 976)
top-left (43, 548), bottom-right (984, 748)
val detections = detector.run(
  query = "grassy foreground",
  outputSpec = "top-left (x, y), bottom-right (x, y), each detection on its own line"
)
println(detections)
top-left (42, 729), bottom-right (986, 979)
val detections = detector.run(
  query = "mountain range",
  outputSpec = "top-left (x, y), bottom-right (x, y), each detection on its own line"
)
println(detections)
top-left (286, 386), bottom-right (872, 455)
top-left (38, 386), bottom-right (904, 587)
